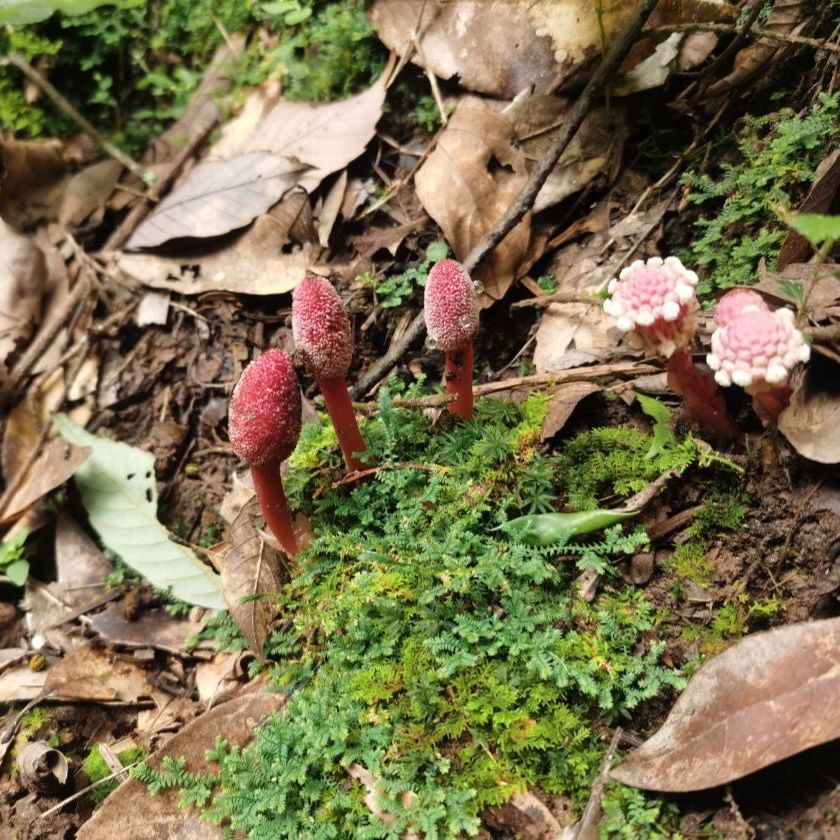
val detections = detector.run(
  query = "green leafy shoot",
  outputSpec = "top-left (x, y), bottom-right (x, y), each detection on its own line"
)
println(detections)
top-left (785, 212), bottom-right (840, 249)
top-left (0, 528), bottom-right (30, 586)
top-left (359, 240), bottom-right (450, 309)
top-left (635, 395), bottom-right (675, 460)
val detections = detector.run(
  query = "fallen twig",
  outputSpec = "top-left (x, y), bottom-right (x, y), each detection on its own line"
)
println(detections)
top-left (351, 0), bottom-right (661, 397)
top-left (574, 727), bottom-right (623, 840)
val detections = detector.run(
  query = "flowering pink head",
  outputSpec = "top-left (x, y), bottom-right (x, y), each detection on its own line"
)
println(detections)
top-left (714, 288), bottom-right (768, 328)
top-left (706, 307), bottom-right (810, 395)
top-left (292, 275), bottom-right (353, 380)
top-left (424, 259), bottom-right (479, 352)
top-left (229, 350), bottom-right (302, 465)
top-left (603, 256), bottom-right (699, 357)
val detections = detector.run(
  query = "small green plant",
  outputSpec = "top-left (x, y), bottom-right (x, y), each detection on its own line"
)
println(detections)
top-left (0, 528), bottom-right (31, 586)
top-left (359, 240), bottom-right (449, 309)
top-left (600, 784), bottom-right (686, 839)
top-left (84, 744), bottom-right (147, 801)
top-left (667, 542), bottom-right (714, 588)
top-left (681, 93), bottom-right (839, 296)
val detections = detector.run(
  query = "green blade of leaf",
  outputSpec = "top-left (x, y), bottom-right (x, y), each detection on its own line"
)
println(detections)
top-left (0, 0), bottom-right (122, 25)
top-left (636, 394), bottom-right (675, 459)
top-left (52, 414), bottom-right (224, 609)
top-left (4, 559), bottom-right (29, 586)
top-left (498, 509), bottom-right (639, 546)
top-left (787, 213), bottom-right (840, 248)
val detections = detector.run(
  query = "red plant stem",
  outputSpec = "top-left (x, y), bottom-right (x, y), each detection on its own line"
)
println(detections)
top-left (444, 342), bottom-right (474, 420)
top-left (250, 462), bottom-right (298, 557)
top-left (665, 351), bottom-right (739, 439)
top-left (319, 376), bottom-right (367, 471)
top-left (751, 386), bottom-right (791, 425)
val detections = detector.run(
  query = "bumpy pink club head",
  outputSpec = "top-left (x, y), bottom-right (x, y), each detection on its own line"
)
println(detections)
top-left (714, 288), bottom-right (768, 329)
top-left (424, 259), bottom-right (480, 353)
top-left (292, 275), bottom-right (353, 380)
top-left (707, 307), bottom-right (810, 395)
top-left (229, 350), bottom-right (302, 466)
top-left (603, 256), bottom-right (699, 357)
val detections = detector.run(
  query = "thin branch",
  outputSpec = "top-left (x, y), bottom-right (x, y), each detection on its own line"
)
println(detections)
top-left (1, 54), bottom-right (146, 180)
top-left (351, 0), bottom-right (661, 397)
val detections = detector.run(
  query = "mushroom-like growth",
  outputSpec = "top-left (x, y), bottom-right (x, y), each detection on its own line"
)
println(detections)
top-left (424, 259), bottom-right (480, 420)
top-left (292, 275), bottom-right (367, 471)
top-left (229, 350), bottom-right (302, 557)
top-left (604, 256), bottom-right (738, 439)
top-left (707, 305), bottom-right (810, 424)
top-left (713, 287), bottom-right (768, 329)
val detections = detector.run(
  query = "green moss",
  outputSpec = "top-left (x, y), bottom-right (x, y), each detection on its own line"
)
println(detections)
top-left (667, 542), bottom-right (714, 588)
top-left (681, 93), bottom-right (840, 296)
top-left (83, 744), bottom-right (147, 801)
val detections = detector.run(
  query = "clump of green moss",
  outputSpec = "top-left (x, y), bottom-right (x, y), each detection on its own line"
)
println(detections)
top-left (83, 744), bottom-right (147, 801)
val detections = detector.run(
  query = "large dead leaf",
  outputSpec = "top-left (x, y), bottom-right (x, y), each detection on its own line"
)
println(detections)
top-left (370, 0), bottom-right (736, 98)
top-left (778, 361), bottom-right (840, 464)
top-left (44, 647), bottom-right (151, 703)
top-left (57, 159), bottom-right (123, 227)
top-left (118, 217), bottom-right (317, 296)
top-left (0, 137), bottom-right (67, 224)
top-left (90, 602), bottom-right (204, 655)
top-left (611, 617), bottom-right (840, 792)
top-left (415, 97), bottom-right (531, 303)
top-left (0, 438), bottom-right (91, 524)
top-left (125, 153), bottom-right (308, 248)
top-left (220, 497), bottom-right (289, 658)
top-left (506, 97), bottom-right (626, 213)
top-left (78, 688), bottom-right (286, 840)
top-left (0, 219), bottom-right (47, 372)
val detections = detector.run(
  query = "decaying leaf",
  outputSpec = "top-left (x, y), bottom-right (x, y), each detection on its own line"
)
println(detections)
top-left (90, 602), bottom-right (204, 655)
top-left (540, 381), bottom-right (602, 440)
top-left (220, 497), bottom-right (289, 658)
top-left (2, 391), bottom-right (42, 487)
top-left (0, 218), bottom-right (48, 372)
top-left (0, 137), bottom-right (66, 224)
top-left (778, 361), bottom-right (840, 464)
top-left (611, 616), bottom-right (840, 792)
top-left (484, 790), bottom-right (570, 840)
top-left (415, 97), bottom-right (531, 303)
top-left (0, 438), bottom-right (91, 525)
top-left (534, 301), bottom-right (620, 372)
top-left (370, 0), bottom-right (736, 98)
top-left (125, 153), bottom-right (308, 248)
top-left (118, 217), bottom-right (318, 296)
top-left (52, 414), bottom-right (225, 609)
top-left (77, 689), bottom-right (286, 840)
top-left (506, 97), bottom-right (626, 213)
top-left (45, 647), bottom-right (151, 703)
top-left (49, 512), bottom-right (112, 608)
top-left (17, 741), bottom-right (69, 791)
top-left (57, 159), bottom-right (123, 227)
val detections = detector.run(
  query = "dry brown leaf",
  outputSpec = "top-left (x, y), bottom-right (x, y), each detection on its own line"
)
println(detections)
top-left (0, 219), bottom-right (47, 372)
top-left (318, 170), bottom-right (348, 247)
top-left (778, 361), bottom-right (840, 464)
top-left (125, 153), bottom-right (309, 248)
top-left (0, 660), bottom-right (46, 703)
top-left (611, 33), bottom-right (683, 95)
top-left (57, 159), bottom-right (123, 227)
top-left (2, 392), bottom-right (42, 486)
top-left (49, 512), bottom-right (111, 609)
top-left (369, 0), bottom-right (561, 98)
top-left (484, 790), bottom-right (568, 840)
top-left (118, 217), bottom-right (317, 296)
top-left (611, 616), bottom-right (840, 792)
top-left (370, 0), bottom-right (735, 98)
top-left (0, 439), bottom-right (90, 525)
top-left (0, 137), bottom-right (66, 222)
top-left (534, 301), bottom-right (619, 372)
top-left (194, 651), bottom-right (241, 703)
top-left (45, 647), bottom-right (151, 703)
top-left (415, 97), bottom-right (531, 303)
top-left (778, 150), bottom-right (840, 270)
top-left (78, 689), bottom-right (286, 840)
top-left (507, 97), bottom-right (625, 213)
top-left (90, 602), bottom-right (204, 655)
top-left (540, 382), bottom-right (602, 440)
top-left (220, 497), bottom-right (289, 658)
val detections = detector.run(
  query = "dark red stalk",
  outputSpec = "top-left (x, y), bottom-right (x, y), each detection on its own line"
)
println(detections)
top-left (751, 386), bottom-right (791, 425)
top-left (665, 351), bottom-right (738, 439)
top-left (444, 341), bottom-right (474, 420)
top-left (250, 462), bottom-right (298, 557)
top-left (319, 376), bottom-right (366, 471)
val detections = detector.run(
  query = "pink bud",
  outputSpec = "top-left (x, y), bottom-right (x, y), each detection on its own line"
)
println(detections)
top-left (714, 288), bottom-right (768, 328)
top-left (229, 350), bottom-right (302, 465)
top-left (292, 275), bottom-right (353, 380)
top-left (707, 307), bottom-right (810, 394)
top-left (603, 256), bottom-right (699, 357)
top-left (424, 259), bottom-right (479, 352)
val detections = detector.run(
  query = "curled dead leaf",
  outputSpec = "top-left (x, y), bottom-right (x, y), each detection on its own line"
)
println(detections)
top-left (611, 616), bottom-right (840, 792)
top-left (778, 360), bottom-right (840, 464)
top-left (541, 381), bottom-right (602, 440)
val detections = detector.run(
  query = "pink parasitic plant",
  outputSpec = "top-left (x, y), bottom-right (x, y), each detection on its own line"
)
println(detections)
top-left (292, 275), bottom-right (367, 471)
top-left (424, 259), bottom-right (480, 420)
top-left (706, 292), bottom-right (810, 424)
top-left (603, 256), bottom-right (738, 439)
top-left (229, 349), bottom-right (302, 557)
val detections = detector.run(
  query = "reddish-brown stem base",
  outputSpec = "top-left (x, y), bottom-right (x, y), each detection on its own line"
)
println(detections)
top-left (444, 342), bottom-right (474, 420)
top-left (751, 386), bottom-right (791, 426)
top-left (250, 462), bottom-right (298, 557)
top-left (320, 376), bottom-right (367, 472)
top-left (665, 352), bottom-right (739, 439)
